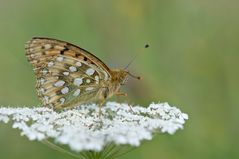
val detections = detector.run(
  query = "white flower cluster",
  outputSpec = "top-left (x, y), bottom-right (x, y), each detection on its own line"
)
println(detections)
top-left (0, 102), bottom-right (188, 152)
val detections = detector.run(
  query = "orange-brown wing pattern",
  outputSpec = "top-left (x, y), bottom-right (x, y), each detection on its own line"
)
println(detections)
top-left (25, 37), bottom-right (112, 109)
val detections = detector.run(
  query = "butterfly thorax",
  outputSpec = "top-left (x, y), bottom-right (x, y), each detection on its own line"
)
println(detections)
top-left (107, 69), bottom-right (128, 95)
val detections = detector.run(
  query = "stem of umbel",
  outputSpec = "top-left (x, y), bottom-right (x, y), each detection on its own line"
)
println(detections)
top-left (43, 139), bottom-right (134, 159)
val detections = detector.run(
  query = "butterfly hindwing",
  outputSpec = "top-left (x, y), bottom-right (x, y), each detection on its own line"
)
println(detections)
top-left (25, 37), bottom-right (112, 109)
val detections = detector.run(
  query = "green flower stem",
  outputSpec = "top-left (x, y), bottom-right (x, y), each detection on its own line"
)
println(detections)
top-left (42, 140), bottom-right (134, 159)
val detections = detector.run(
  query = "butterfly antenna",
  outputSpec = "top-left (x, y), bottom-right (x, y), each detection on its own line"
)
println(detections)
top-left (123, 55), bottom-right (137, 70)
top-left (127, 71), bottom-right (141, 80)
top-left (124, 44), bottom-right (149, 70)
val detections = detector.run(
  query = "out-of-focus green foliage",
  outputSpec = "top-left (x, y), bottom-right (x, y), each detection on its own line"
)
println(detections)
top-left (0, 0), bottom-right (238, 159)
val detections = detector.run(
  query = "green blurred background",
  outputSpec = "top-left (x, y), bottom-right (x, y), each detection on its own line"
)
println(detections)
top-left (0, 0), bottom-right (238, 159)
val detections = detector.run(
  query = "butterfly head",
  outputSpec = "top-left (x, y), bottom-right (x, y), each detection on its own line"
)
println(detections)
top-left (111, 69), bottom-right (141, 85)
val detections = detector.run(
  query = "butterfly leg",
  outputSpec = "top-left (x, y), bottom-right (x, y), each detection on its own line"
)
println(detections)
top-left (115, 92), bottom-right (127, 96)
top-left (96, 87), bottom-right (110, 117)
top-left (98, 102), bottom-right (102, 117)
top-left (126, 103), bottom-right (134, 112)
top-left (115, 92), bottom-right (134, 112)
top-left (97, 100), bottom-right (105, 118)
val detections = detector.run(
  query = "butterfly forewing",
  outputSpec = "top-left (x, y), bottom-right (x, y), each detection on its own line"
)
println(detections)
top-left (25, 37), bottom-right (112, 109)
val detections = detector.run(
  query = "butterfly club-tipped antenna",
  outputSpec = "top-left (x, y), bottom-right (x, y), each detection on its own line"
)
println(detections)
top-left (124, 44), bottom-right (149, 70)
top-left (123, 44), bottom-right (149, 80)
top-left (127, 71), bottom-right (141, 80)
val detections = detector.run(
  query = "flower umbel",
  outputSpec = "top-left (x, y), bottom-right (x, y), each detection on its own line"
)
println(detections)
top-left (0, 102), bottom-right (188, 157)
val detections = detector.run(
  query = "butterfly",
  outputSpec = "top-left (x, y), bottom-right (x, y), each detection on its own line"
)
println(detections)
top-left (25, 37), bottom-right (140, 111)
